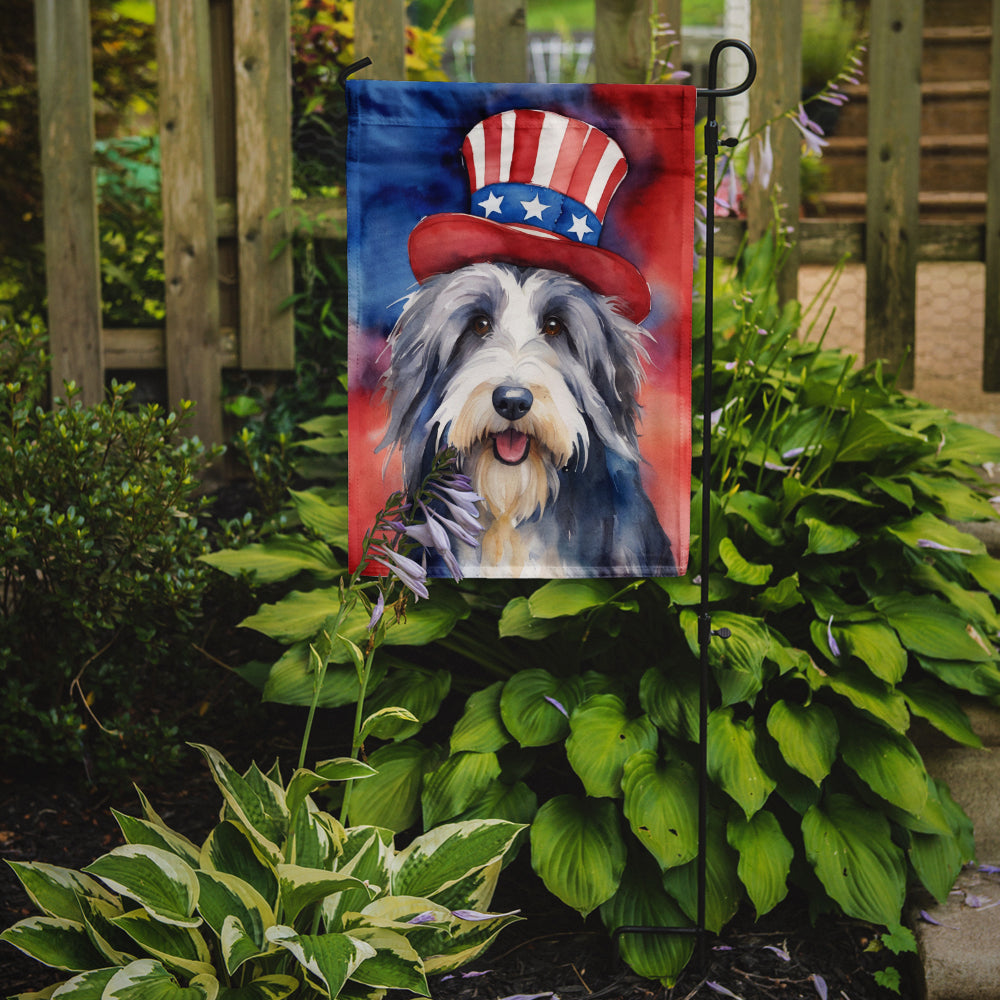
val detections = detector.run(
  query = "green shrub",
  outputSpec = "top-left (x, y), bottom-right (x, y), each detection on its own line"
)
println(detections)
top-left (0, 317), bottom-right (220, 784)
top-left (213, 232), bottom-right (1000, 985)
top-left (1, 743), bottom-right (524, 997)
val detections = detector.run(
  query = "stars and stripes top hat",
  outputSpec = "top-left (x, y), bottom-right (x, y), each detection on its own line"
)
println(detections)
top-left (407, 109), bottom-right (651, 322)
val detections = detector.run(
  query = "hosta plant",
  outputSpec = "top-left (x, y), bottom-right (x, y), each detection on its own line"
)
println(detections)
top-left (1, 743), bottom-right (523, 999)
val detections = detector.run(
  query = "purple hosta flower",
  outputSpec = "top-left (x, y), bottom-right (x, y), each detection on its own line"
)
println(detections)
top-left (747, 124), bottom-right (774, 191)
top-left (763, 944), bottom-right (790, 962)
top-left (979, 864), bottom-right (1000, 874)
top-left (441, 970), bottom-right (493, 981)
top-left (407, 911), bottom-right (438, 925)
top-left (706, 982), bottom-right (742, 999)
top-left (827, 616), bottom-right (841, 658)
top-left (917, 538), bottom-right (973, 555)
top-left (368, 543), bottom-right (429, 600)
top-left (812, 974), bottom-right (828, 1000)
top-left (791, 104), bottom-right (829, 156)
top-left (544, 695), bottom-right (569, 718)
top-left (451, 908), bottom-right (521, 921)
top-left (715, 157), bottom-right (741, 215)
top-left (367, 590), bottom-right (385, 631)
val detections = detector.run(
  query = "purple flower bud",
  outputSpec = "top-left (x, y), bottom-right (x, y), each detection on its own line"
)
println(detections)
top-left (367, 591), bottom-right (385, 631)
top-left (827, 616), bottom-right (841, 658)
top-left (544, 695), bottom-right (569, 718)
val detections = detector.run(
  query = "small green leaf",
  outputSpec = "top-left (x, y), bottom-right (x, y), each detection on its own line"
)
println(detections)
top-left (707, 708), bottom-right (776, 819)
top-left (346, 740), bottom-right (441, 832)
top-left (288, 489), bottom-right (348, 544)
top-left (639, 664), bottom-right (699, 743)
top-left (765, 701), bottom-right (838, 786)
top-left (421, 751), bottom-right (502, 828)
top-left (727, 811), bottom-right (793, 917)
top-left (450, 682), bottom-right (511, 754)
top-left (526, 579), bottom-right (619, 618)
top-left (719, 536), bottom-right (773, 585)
top-left (803, 517), bottom-right (859, 555)
top-left (200, 536), bottom-right (342, 584)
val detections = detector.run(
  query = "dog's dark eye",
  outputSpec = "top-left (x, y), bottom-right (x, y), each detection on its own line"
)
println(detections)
top-left (467, 315), bottom-right (492, 337)
top-left (542, 316), bottom-right (567, 338)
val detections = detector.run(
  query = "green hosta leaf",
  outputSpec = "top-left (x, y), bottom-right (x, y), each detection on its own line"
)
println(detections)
top-left (527, 578), bottom-right (621, 617)
top-left (885, 512), bottom-right (985, 556)
top-left (83, 846), bottom-right (200, 928)
top-left (865, 474), bottom-right (914, 509)
top-left (809, 661), bottom-right (910, 732)
top-left (765, 700), bottom-right (838, 786)
top-left (909, 825), bottom-right (966, 905)
top-left (839, 718), bottom-right (929, 817)
top-left (906, 472), bottom-right (998, 521)
top-left (803, 517), bottom-right (859, 556)
top-left (200, 535), bottom-right (342, 584)
top-left (393, 820), bottom-right (524, 901)
top-left (195, 871), bottom-right (273, 974)
top-left (265, 926), bottom-right (375, 997)
top-left (910, 562), bottom-right (1000, 633)
top-left (755, 573), bottom-right (804, 614)
top-left (727, 811), bottom-right (793, 918)
top-left (935, 421), bottom-right (1000, 464)
top-left (639, 663), bottom-right (699, 742)
top-left (112, 812), bottom-right (201, 868)
top-left (718, 537), bottom-right (772, 586)
top-left (654, 574), bottom-right (738, 605)
top-left (621, 751), bottom-right (699, 871)
top-left (707, 708), bottom-right (776, 819)
top-left (565, 695), bottom-right (658, 798)
top-left (680, 610), bottom-right (770, 706)
top-left (359, 706), bottom-right (421, 742)
top-left (200, 822), bottom-right (278, 910)
top-left (497, 596), bottom-right (564, 639)
top-left (966, 553), bottom-right (1000, 597)
top-left (916, 655), bottom-right (1000, 697)
top-left (901, 680), bottom-right (983, 748)
top-left (362, 667), bottom-right (451, 740)
top-left (874, 594), bottom-right (995, 662)
top-left (260, 643), bottom-right (386, 709)
top-left (103, 959), bottom-right (218, 999)
top-left (530, 795), bottom-right (626, 917)
top-left (724, 490), bottom-right (784, 545)
top-left (450, 682), bottom-right (511, 754)
top-left (346, 926), bottom-right (428, 994)
top-left (191, 746), bottom-right (287, 863)
top-left (285, 759), bottom-right (376, 822)
top-left (4, 862), bottom-right (118, 922)
top-left (288, 488), bottom-right (348, 544)
top-left (421, 751), bottom-right (502, 828)
top-left (277, 865), bottom-right (374, 925)
top-left (499, 670), bottom-right (584, 747)
top-left (111, 908), bottom-right (214, 978)
top-left (835, 409), bottom-right (927, 463)
top-left (0, 916), bottom-right (107, 971)
top-left (834, 621), bottom-right (907, 684)
top-left (599, 853), bottom-right (694, 987)
top-left (347, 740), bottom-right (442, 832)
top-left (453, 779), bottom-right (538, 827)
top-left (216, 975), bottom-right (299, 999)
top-left (661, 810), bottom-right (741, 933)
top-left (802, 793), bottom-right (906, 926)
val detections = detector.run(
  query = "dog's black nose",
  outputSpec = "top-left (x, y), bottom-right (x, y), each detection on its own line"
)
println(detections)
top-left (492, 385), bottom-right (533, 421)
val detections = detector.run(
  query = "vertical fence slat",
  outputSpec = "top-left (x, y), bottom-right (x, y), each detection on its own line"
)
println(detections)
top-left (983, 0), bottom-right (1000, 390)
top-left (34, 0), bottom-right (103, 405)
top-left (864, 0), bottom-right (923, 389)
top-left (594, 0), bottom-right (654, 83)
top-left (157, 0), bottom-right (223, 445)
top-left (355, 0), bottom-right (406, 80)
top-left (233, 0), bottom-right (294, 370)
top-left (746, 0), bottom-right (801, 304)
top-left (474, 0), bottom-right (527, 82)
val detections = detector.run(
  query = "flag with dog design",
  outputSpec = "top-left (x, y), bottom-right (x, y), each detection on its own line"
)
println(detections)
top-left (347, 81), bottom-right (696, 578)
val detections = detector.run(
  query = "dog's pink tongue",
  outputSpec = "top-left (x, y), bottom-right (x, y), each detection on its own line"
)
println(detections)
top-left (495, 429), bottom-right (529, 464)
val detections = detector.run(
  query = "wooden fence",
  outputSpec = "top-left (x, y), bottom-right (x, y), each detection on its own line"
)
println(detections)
top-left (33, 0), bottom-right (1000, 445)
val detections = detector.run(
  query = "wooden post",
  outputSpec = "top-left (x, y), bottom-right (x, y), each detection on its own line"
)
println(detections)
top-left (983, 0), bottom-right (1000, 390)
top-left (746, 0), bottom-right (801, 305)
top-left (233, 0), bottom-right (294, 369)
top-left (157, 0), bottom-right (223, 444)
top-left (34, 0), bottom-right (104, 405)
top-left (354, 0), bottom-right (407, 80)
top-left (594, 0), bottom-right (655, 84)
top-left (864, 0), bottom-right (923, 390)
top-left (474, 0), bottom-right (527, 82)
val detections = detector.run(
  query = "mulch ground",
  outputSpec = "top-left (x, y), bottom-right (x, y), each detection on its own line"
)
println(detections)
top-left (1, 740), bottom-right (914, 1000)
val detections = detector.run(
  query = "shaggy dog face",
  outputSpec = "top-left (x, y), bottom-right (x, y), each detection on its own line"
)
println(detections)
top-left (378, 262), bottom-right (673, 576)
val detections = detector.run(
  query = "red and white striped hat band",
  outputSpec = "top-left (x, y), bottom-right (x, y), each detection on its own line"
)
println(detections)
top-left (407, 108), bottom-right (651, 322)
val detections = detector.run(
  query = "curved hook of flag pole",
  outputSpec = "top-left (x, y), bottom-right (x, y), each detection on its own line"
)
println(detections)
top-left (337, 57), bottom-right (373, 90)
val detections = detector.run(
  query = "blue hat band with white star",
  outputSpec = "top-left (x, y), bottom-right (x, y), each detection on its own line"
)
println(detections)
top-left (473, 183), bottom-right (602, 247)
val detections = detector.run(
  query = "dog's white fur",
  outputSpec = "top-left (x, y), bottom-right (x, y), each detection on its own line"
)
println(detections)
top-left (378, 262), bottom-right (673, 576)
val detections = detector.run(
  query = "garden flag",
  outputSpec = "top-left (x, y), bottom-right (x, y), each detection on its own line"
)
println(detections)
top-left (347, 81), bottom-right (696, 578)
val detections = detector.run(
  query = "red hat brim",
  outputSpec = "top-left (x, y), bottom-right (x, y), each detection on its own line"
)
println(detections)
top-left (408, 213), bottom-right (651, 323)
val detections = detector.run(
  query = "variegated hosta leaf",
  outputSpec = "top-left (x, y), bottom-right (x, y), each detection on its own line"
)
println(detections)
top-left (420, 751), bottom-right (501, 829)
top-left (499, 669), bottom-right (584, 747)
top-left (285, 760), bottom-right (375, 824)
top-left (102, 958), bottom-right (218, 999)
top-left (45, 966), bottom-right (118, 997)
top-left (200, 822), bottom-right (278, 910)
top-left (191, 746), bottom-right (288, 863)
top-left (565, 695), bottom-right (658, 799)
top-left (214, 974), bottom-right (299, 1000)
top-left (802, 793), bottom-right (906, 926)
top-left (621, 751), bottom-right (699, 871)
top-left (110, 908), bottom-right (214, 978)
top-left (288, 801), bottom-right (343, 870)
top-left (4, 861), bottom-right (118, 922)
top-left (450, 681), bottom-right (511, 754)
top-left (838, 718), bottom-right (929, 817)
top-left (421, 906), bottom-right (523, 975)
top-left (346, 740), bottom-right (442, 832)
top-left (265, 926), bottom-right (376, 998)
top-left (727, 810), bottom-right (793, 918)
top-left (661, 810), bottom-right (742, 934)
top-left (195, 871), bottom-right (274, 974)
top-left (83, 845), bottom-right (200, 928)
top-left (77, 894), bottom-right (136, 966)
top-left (276, 864), bottom-right (376, 925)
top-left (344, 926), bottom-right (429, 995)
top-left (765, 700), bottom-right (838, 786)
top-left (706, 707), bottom-right (776, 818)
top-left (322, 829), bottom-right (393, 931)
top-left (599, 853), bottom-right (694, 987)
top-left (112, 810), bottom-right (202, 868)
top-left (529, 795), bottom-right (626, 917)
top-left (391, 820), bottom-right (524, 901)
top-left (420, 859), bottom-right (501, 917)
top-left (0, 916), bottom-right (107, 971)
